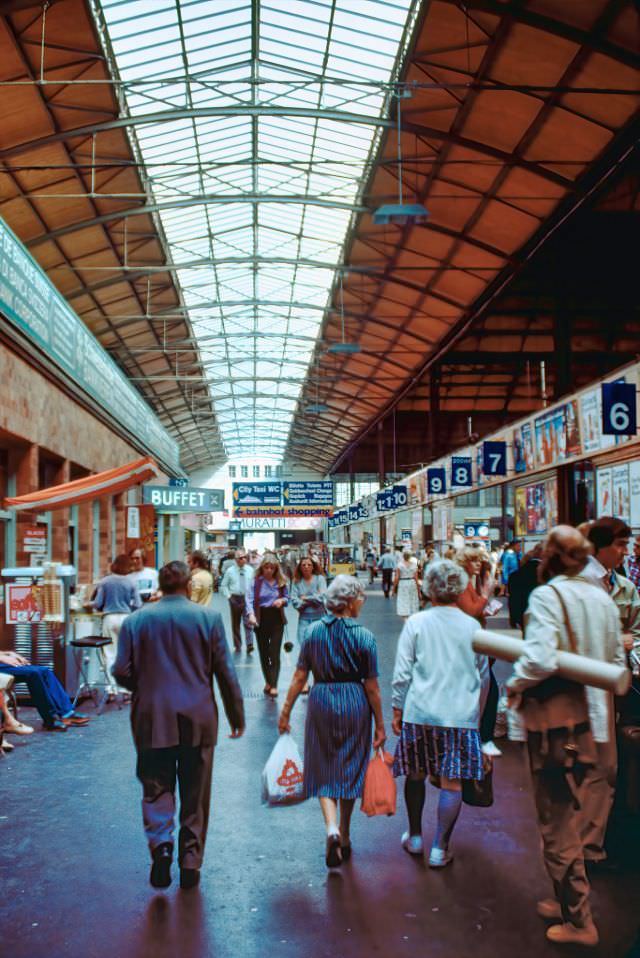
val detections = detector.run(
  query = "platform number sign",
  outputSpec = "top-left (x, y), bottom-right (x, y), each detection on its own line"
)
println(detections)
top-left (427, 467), bottom-right (446, 496)
top-left (602, 382), bottom-right (636, 436)
top-left (392, 485), bottom-right (408, 508)
top-left (482, 441), bottom-right (507, 477)
top-left (451, 456), bottom-right (472, 488)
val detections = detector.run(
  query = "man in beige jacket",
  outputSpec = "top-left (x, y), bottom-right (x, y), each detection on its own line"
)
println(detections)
top-left (507, 526), bottom-right (625, 948)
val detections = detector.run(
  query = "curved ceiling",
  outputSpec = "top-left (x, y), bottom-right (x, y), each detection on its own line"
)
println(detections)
top-left (0, 0), bottom-right (638, 476)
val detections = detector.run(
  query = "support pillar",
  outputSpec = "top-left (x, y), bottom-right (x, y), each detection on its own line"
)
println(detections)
top-left (377, 421), bottom-right (386, 547)
top-left (10, 443), bottom-right (38, 566)
top-left (50, 459), bottom-right (70, 563)
top-left (429, 366), bottom-right (440, 461)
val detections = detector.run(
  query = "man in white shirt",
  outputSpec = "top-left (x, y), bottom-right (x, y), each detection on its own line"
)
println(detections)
top-left (128, 548), bottom-right (159, 602)
top-left (378, 547), bottom-right (396, 598)
top-left (507, 526), bottom-right (625, 948)
top-left (220, 549), bottom-right (254, 653)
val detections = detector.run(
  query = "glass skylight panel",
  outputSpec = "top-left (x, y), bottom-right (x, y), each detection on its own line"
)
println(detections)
top-left (97, 0), bottom-right (415, 461)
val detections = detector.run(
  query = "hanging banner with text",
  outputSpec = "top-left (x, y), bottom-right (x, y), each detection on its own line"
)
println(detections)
top-left (451, 456), bottom-right (473, 488)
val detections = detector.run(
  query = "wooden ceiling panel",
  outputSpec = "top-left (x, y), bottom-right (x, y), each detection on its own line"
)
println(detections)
top-left (468, 199), bottom-right (540, 249)
top-left (488, 22), bottom-right (579, 86)
top-left (495, 167), bottom-right (565, 217)
top-left (460, 90), bottom-right (545, 154)
top-left (527, 0), bottom-right (604, 32)
top-left (524, 109), bottom-right (614, 177)
top-left (562, 55), bottom-right (639, 127)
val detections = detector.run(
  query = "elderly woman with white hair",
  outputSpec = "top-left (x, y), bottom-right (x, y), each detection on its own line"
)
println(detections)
top-left (392, 560), bottom-right (489, 868)
top-left (393, 549), bottom-right (420, 620)
top-left (279, 574), bottom-right (386, 868)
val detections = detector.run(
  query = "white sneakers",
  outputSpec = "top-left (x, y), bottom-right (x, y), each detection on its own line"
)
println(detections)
top-left (481, 740), bottom-right (502, 757)
top-left (427, 847), bottom-right (453, 869)
top-left (401, 832), bottom-right (424, 856)
top-left (401, 833), bottom-right (453, 868)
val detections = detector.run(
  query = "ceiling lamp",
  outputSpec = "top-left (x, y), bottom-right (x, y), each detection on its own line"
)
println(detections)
top-left (373, 87), bottom-right (429, 226)
top-left (325, 272), bottom-right (361, 355)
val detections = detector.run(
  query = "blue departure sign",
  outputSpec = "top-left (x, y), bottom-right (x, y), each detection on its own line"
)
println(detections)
top-left (482, 441), bottom-right (507, 476)
top-left (427, 467), bottom-right (446, 496)
top-left (451, 456), bottom-right (472, 488)
top-left (602, 382), bottom-right (636, 436)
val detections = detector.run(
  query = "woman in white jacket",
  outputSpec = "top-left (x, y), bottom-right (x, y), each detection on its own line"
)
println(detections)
top-left (392, 560), bottom-right (489, 868)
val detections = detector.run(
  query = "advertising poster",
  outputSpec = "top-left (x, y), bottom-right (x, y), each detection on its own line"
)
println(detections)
top-left (385, 514), bottom-right (396, 545)
top-left (514, 486), bottom-right (528, 537)
top-left (545, 476), bottom-right (559, 530)
top-left (411, 509), bottom-right (423, 539)
top-left (612, 464), bottom-right (630, 522)
top-left (597, 467), bottom-right (613, 517)
top-left (630, 461), bottom-right (640, 529)
top-left (408, 472), bottom-right (425, 505)
top-left (523, 477), bottom-right (558, 536)
top-left (581, 389), bottom-right (616, 453)
top-left (565, 399), bottom-right (582, 457)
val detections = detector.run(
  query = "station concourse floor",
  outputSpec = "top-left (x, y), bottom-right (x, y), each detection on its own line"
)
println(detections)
top-left (2, 582), bottom-right (640, 958)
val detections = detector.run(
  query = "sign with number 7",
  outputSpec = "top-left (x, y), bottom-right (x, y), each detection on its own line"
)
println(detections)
top-left (482, 441), bottom-right (507, 476)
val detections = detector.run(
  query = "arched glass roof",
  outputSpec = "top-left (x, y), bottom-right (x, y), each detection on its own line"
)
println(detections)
top-left (95, 0), bottom-right (418, 461)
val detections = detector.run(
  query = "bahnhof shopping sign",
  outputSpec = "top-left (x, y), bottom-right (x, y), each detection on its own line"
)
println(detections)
top-left (143, 485), bottom-right (224, 513)
top-left (233, 481), bottom-right (334, 517)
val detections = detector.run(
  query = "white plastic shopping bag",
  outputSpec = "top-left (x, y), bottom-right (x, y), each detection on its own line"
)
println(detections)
top-left (261, 732), bottom-right (305, 806)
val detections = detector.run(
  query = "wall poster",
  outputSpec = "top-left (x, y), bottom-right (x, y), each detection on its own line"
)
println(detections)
top-left (612, 464), bottom-right (630, 523)
top-left (534, 401), bottom-right (582, 467)
top-left (596, 467), bottom-right (613, 517)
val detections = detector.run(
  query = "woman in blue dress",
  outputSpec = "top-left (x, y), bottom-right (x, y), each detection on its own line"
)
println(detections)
top-left (279, 575), bottom-right (386, 868)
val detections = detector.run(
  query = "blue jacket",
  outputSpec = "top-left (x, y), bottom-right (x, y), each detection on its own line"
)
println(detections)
top-left (113, 594), bottom-right (244, 749)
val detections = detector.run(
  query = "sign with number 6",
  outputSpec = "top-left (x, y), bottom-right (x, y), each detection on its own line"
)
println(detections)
top-left (602, 382), bottom-right (636, 436)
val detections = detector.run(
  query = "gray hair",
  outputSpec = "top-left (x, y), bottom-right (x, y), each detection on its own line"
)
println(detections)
top-left (426, 560), bottom-right (468, 604)
top-left (324, 574), bottom-right (365, 614)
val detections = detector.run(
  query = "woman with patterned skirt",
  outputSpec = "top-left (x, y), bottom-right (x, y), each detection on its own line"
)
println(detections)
top-left (392, 559), bottom-right (489, 868)
top-left (279, 575), bottom-right (386, 868)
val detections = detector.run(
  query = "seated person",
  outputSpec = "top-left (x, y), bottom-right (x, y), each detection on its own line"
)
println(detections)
top-left (0, 650), bottom-right (89, 732)
top-left (0, 688), bottom-right (34, 751)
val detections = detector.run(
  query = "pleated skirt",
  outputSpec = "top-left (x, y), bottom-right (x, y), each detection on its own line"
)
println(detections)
top-left (303, 682), bottom-right (372, 799)
top-left (393, 722), bottom-right (484, 781)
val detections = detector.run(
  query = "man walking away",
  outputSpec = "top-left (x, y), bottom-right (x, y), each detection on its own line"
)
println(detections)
top-left (507, 526), bottom-right (625, 947)
top-left (220, 549), bottom-right (255, 653)
top-left (113, 561), bottom-right (245, 891)
top-left (378, 547), bottom-right (396, 598)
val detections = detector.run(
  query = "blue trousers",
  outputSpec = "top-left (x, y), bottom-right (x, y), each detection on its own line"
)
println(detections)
top-left (0, 665), bottom-right (73, 727)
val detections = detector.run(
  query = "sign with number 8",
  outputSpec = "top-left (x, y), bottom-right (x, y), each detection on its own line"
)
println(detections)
top-left (451, 456), bottom-right (472, 488)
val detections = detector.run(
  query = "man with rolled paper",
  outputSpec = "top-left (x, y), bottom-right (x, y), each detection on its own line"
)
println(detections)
top-left (505, 526), bottom-right (626, 948)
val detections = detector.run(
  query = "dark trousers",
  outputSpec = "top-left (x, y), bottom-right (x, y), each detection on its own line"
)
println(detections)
top-left (0, 665), bottom-right (73, 726)
top-left (228, 596), bottom-right (253, 651)
top-left (382, 568), bottom-right (393, 597)
top-left (136, 744), bottom-right (214, 870)
top-left (255, 606), bottom-right (284, 689)
top-left (479, 664), bottom-right (499, 743)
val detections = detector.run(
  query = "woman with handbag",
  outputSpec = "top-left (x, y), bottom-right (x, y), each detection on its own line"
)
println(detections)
top-left (291, 557), bottom-right (327, 694)
top-left (391, 559), bottom-right (489, 868)
top-left (246, 554), bottom-right (289, 698)
top-left (278, 575), bottom-right (386, 868)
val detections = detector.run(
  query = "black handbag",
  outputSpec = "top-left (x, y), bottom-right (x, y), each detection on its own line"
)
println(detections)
top-left (462, 768), bottom-right (494, 807)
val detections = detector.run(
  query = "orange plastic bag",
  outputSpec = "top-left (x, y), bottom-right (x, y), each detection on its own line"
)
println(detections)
top-left (360, 749), bottom-right (397, 817)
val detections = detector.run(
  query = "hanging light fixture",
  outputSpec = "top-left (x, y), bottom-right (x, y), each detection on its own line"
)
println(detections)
top-left (304, 355), bottom-right (330, 415)
top-left (373, 87), bottom-right (429, 226)
top-left (326, 271), bottom-right (361, 355)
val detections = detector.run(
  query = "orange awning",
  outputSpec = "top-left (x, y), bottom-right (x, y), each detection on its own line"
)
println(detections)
top-left (4, 456), bottom-right (162, 512)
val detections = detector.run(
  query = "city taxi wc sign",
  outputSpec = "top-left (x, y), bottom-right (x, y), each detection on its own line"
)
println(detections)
top-left (142, 484), bottom-right (224, 514)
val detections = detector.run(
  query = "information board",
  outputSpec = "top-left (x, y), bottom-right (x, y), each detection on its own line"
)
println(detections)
top-left (144, 485), bottom-right (224, 513)
top-left (283, 481), bottom-right (334, 507)
top-left (0, 217), bottom-right (180, 471)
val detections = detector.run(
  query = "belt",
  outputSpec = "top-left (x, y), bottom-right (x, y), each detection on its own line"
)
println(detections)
top-left (315, 678), bottom-right (361, 685)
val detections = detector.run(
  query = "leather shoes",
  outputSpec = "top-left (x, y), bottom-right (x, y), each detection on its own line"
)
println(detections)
top-left (150, 842), bottom-right (173, 888)
top-left (44, 719), bottom-right (68, 732)
top-left (61, 714), bottom-right (90, 727)
top-left (246, 645), bottom-right (254, 654)
top-left (179, 867), bottom-right (200, 890)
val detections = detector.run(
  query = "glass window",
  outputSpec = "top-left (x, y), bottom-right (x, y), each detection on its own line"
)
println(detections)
top-left (275, 465), bottom-right (283, 477)
top-left (228, 465), bottom-right (236, 478)
top-left (241, 465), bottom-right (248, 478)
top-left (253, 465), bottom-right (260, 478)
top-left (264, 465), bottom-right (272, 477)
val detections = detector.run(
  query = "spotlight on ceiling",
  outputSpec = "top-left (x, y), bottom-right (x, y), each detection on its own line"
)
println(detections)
top-left (304, 402), bottom-right (329, 414)
top-left (326, 342), bottom-right (361, 354)
top-left (373, 202), bottom-right (429, 226)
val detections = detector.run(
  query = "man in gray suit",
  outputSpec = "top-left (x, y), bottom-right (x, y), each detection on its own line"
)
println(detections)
top-left (113, 560), bottom-right (245, 890)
